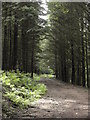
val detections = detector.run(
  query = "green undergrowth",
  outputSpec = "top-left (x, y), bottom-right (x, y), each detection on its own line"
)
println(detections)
top-left (40, 74), bottom-right (55, 79)
top-left (1, 70), bottom-right (47, 108)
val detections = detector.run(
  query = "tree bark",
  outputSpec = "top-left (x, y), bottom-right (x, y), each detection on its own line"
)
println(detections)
top-left (55, 50), bottom-right (58, 79)
top-left (31, 37), bottom-right (35, 79)
top-left (9, 6), bottom-right (12, 70)
top-left (2, 5), bottom-right (8, 70)
top-left (81, 18), bottom-right (85, 87)
top-left (13, 12), bottom-right (18, 70)
top-left (71, 40), bottom-right (75, 84)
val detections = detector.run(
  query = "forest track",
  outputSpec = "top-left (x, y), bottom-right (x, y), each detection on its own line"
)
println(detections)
top-left (16, 78), bottom-right (88, 118)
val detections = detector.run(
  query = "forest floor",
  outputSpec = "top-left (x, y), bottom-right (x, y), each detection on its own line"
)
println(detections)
top-left (3, 78), bottom-right (88, 119)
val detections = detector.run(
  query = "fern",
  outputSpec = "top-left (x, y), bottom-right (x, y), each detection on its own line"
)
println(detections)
top-left (1, 71), bottom-right (47, 108)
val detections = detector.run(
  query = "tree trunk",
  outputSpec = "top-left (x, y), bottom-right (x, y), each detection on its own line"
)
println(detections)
top-left (31, 37), bottom-right (35, 79)
top-left (2, 6), bottom-right (8, 70)
top-left (77, 46), bottom-right (81, 86)
top-left (81, 18), bottom-right (85, 87)
top-left (86, 31), bottom-right (89, 87)
top-left (9, 7), bottom-right (12, 70)
top-left (55, 50), bottom-right (58, 79)
top-left (13, 12), bottom-right (18, 70)
top-left (71, 40), bottom-right (75, 84)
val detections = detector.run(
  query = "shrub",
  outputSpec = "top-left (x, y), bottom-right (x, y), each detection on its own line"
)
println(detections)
top-left (1, 71), bottom-right (47, 108)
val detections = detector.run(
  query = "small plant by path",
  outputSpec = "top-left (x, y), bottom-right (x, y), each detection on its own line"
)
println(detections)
top-left (1, 71), bottom-right (47, 119)
top-left (1, 74), bottom-right (88, 119)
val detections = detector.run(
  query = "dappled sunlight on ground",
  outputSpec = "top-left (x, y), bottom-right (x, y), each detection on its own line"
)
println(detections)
top-left (78, 105), bottom-right (88, 110)
top-left (31, 96), bottom-right (88, 118)
top-left (30, 78), bottom-right (88, 118)
top-left (33, 97), bottom-right (77, 110)
top-left (33, 98), bottom-right (88, 114)
top-left (16, 78), bottom-right (88, 118)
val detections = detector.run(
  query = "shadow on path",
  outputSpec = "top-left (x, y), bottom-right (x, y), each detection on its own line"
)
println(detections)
top-left (16, 78), bottom-right (88, 118)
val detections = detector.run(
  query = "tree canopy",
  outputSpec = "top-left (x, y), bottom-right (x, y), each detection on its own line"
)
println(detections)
top-left (2, 2), bottom-right (90, 88)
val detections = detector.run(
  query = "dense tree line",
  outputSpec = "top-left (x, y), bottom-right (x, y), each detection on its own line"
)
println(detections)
top-left (47, 2), bottom-right (90, 87)
top-left (2, 2), bottom-right (45, 78)
top-left (2, 2), bottom-right (90, 88)
top-left (0, 2), bottom-right (2, 69)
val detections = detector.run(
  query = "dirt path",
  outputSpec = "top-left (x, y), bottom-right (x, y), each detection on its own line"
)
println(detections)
top-left (17, 78), bottom-right (88, 118)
